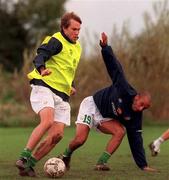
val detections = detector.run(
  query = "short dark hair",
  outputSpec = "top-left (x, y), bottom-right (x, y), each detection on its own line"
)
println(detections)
top-left (60, 12), bottom-right (82, 29)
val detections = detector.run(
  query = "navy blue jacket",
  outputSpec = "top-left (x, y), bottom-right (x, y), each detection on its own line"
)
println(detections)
top-left (93, 45), bottom-right (148, 169)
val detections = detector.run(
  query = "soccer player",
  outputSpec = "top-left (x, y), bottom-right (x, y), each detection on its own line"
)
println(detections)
top-left (59, 32), bottom-right (156, 172)
top-left (15, 12), bottom-right (82, 177)
top-left (149, 128), bottom-right (169, 156)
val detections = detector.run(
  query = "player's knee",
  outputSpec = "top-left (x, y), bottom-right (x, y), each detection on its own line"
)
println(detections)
top-left (121, 127), bottom-right (126, 136)
top-left (47, 121), bottom-right (54, 129)
top-left (115, 127), bottom-right (126, 140)
top-left (40, 119), bottom-right (53, 130)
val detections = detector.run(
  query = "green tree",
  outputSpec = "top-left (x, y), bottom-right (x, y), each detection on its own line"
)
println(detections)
top-left (0, 7), bottom-right (27, 72)
top-left (127, 0), bottom-right (169, 119)
top-left (0, 0), bottom-right (66, 72)
top-left (14, 0), bottom-right (66, 46)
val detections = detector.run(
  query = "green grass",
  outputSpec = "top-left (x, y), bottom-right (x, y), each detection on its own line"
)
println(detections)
top-left (0, 126), bottom-right (169, 180)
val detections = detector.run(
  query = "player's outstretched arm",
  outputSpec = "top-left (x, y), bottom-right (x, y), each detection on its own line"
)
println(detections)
top-left (99, 32), bottom-right (126, 85)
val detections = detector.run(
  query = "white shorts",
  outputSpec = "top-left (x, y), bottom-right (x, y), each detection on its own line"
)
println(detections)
top-left (30, 85), bottom-right (70, 126)
top-left (76, 96), bottom-right (112, 129)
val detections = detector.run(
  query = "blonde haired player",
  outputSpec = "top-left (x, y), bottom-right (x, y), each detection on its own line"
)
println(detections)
top-left (15, 12), bottom-right (82, 177)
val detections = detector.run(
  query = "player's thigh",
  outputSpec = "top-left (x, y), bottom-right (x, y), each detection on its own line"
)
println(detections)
top-left (39, 107), bottom-right (55, 125)
top-left (98, 120), bottom-right (125, 135)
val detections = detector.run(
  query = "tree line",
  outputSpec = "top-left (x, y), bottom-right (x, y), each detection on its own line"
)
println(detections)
top-left (0, 0), bottom-right (169, 126)
top-left (0, 0), bottom-right (66, 72)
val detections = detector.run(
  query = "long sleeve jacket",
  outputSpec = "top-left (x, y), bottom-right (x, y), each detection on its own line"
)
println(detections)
top-left (93, 45), bottom-right (148, 169)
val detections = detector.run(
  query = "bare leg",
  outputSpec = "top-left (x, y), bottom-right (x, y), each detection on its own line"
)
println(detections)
top-left (60, 124), bottom-right (90, 170)
top-left (98, 120), bottom-right (125, 154)
top-left (161, 128), bottom-right (169, 141)
top-left (69, 124), bottom-right (90, 151)
top-left (15, 107), bottom-right (55, 176)
top-left (26, 107), bottom-right (54, 151)
top-left (94, 120), bottom-right (125, 171)
top-left (33, 122), bottom-right (65, 160)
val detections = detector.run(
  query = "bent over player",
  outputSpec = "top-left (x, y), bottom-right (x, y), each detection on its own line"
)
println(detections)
top-left (59, 32), bottom-right (156, 172)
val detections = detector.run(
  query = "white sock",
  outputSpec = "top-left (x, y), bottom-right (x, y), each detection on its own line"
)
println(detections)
top-left (158, 137), bottom-right (164, 143)
top-left (153, 137), bottom-right (164, 150)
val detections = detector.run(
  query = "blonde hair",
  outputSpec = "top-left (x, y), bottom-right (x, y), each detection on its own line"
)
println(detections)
top-left (60, 12), bottom-right (82, 30)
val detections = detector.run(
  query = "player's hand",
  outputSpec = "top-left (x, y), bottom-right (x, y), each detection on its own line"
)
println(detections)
top-left (100, 32), bottom-right (108, 47)
top-left (142, 166), bottom-right (158, 172)
top-left (40, 68), bottom-right (52, 76)
top-left (70, 87), bottom-right (77, 96)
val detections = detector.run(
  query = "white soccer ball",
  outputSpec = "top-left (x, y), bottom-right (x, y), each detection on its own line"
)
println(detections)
top-left (44, 157), bottom-right (66, 178)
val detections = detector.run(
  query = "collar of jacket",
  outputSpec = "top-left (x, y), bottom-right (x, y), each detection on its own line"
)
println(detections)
top-left (61, 30), bottom-right (75, 44)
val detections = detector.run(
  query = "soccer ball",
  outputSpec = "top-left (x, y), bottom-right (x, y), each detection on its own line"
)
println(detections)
top-left (44, 157), bottom-right (66, 178)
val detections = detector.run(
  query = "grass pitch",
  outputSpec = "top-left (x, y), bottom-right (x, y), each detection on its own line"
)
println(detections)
top-left (0, 126), bottom-right (169, 180)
